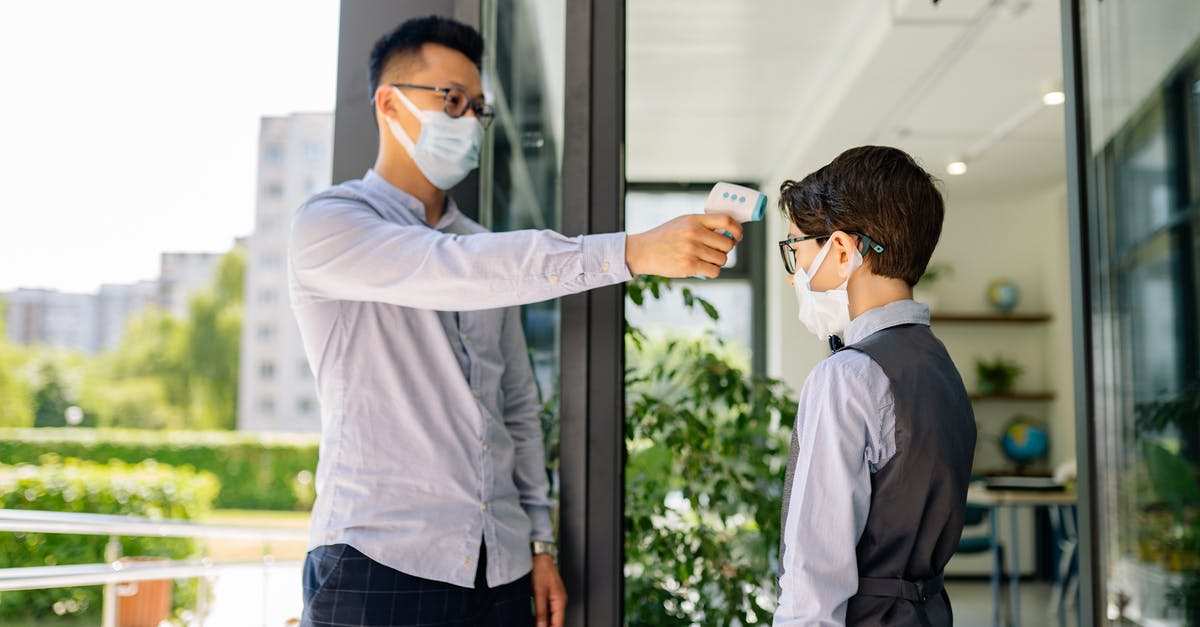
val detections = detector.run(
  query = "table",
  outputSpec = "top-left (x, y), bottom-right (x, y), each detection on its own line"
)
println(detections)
top-left (966, 486), bottom-right (1077, 627)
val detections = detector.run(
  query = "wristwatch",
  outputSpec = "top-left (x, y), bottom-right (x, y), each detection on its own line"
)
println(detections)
top-left (531, 541), bottom-right (558, 560)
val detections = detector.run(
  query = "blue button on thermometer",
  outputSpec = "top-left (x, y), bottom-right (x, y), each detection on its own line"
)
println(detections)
top-left (705, 182), bottom-right (765, 238)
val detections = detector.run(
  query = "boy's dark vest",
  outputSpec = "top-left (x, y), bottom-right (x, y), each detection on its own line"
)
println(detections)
top-left (781, 323), bottom-right (977, 626)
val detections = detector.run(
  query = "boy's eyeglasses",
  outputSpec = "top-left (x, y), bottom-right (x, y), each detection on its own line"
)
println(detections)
top-left (391, 83), bottom-right (495, 129)
top-left (777, 232), bottom-right (885, 275)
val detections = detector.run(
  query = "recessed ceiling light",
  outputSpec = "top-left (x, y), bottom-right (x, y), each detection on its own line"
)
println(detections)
top-left (1042, 90), bottom-right (1065, 106)
top-left (946, 161), bottom-right (968, 176)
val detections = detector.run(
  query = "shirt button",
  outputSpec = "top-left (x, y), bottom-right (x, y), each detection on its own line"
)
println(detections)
top-left (482, 443), bottom-right (490, 452)
top-left (465, 555), bottom-right (473, 567)
top-left (481, 503), bottom-right (488, 511)
top-left (459, 332), bottom-right (467, 342)
top-left (549, 274), bottom-right (559, 284)
top-left (473, 390), bottom-right (481, 399)
top-left (602, 261), bottom-right (611, 272)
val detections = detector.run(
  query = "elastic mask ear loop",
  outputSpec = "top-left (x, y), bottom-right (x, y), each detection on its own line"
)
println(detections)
top-left (387, 87), bottom-right (422, 154)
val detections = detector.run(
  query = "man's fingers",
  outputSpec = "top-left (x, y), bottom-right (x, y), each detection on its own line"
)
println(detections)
top-left (694, 261), bottom-right (722, 279)
top-left (534, 583), bottom-right (549, 627)
top-left (551, 588), bottom-right (567, 627)
top-left (694, 214), bottom-right (743, 242)
top-left (695, 226), bottom-right (737, 254)
top-left (688, 241), bottom-right (728, 268)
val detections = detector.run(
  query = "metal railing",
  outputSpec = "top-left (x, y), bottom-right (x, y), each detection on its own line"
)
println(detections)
top-left (0, 508), bottom-right (308, 627)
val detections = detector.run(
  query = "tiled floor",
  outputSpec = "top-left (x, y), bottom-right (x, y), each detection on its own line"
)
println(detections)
top-left (949, 579), bottom-right (1080, 627)
top-left (202, 564), bottom-right (303, 626)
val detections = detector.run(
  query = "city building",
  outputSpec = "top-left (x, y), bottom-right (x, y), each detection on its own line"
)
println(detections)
top-left (3, 252), bottom-right (221, 354)
top-left (2, 288), bottom-right (99, 353)
top-left (236, 112), bottom-right (332, 433)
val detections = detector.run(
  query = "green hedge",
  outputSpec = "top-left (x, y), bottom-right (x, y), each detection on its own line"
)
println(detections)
top-left (0, 456), bottom-right (220, 622)
top-left (0, 428), bottom-right (318, 511)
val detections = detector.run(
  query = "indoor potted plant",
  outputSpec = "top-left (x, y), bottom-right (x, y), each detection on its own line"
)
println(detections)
top-left (974, 355), bottom-right (1023, 395)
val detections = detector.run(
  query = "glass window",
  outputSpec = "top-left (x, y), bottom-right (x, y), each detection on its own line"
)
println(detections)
top-left (624, 189), bottom-right (753, 355)
top-left (481, 0), bottom-right (566, 529)
top-left (1081, 3), bottom-right (1200, 621)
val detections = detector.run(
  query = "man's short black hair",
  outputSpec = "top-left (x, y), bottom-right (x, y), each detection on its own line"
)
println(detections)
top-left (779, 146), bottom-right (945, 286)
top-left (368, 16), bottom-right (484, 101)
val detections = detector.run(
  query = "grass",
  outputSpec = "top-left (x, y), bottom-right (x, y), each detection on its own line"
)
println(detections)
top-left (197, 509), bottom-right (311, 562)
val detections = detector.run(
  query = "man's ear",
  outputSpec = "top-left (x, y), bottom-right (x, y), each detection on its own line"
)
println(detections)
top-left (375, 85), bottom-right (398, 120)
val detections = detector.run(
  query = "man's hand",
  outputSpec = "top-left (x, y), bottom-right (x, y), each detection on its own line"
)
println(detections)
top-left (531, 554), bottom-right (566, 627)
top-left (625, 214), bottom-right (743, 278)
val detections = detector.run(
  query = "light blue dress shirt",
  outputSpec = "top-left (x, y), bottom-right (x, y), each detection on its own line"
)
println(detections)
top-left (774, 300), bottom-right (931, 626)
top-left (288, 170), bottom-right (631, 588)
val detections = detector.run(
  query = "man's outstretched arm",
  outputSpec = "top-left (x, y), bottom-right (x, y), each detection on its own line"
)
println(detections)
top-left (290, 196), bottom-right (742, 311)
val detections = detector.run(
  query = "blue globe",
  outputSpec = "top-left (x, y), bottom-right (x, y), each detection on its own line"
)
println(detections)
top-left (1001, 418), bottom-right (1049, 463)
top-left (987, 280), bottom-right (1020, 313)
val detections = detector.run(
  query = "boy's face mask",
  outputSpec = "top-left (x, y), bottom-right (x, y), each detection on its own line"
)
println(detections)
top-left (792, 236), bottom-right (863, 343)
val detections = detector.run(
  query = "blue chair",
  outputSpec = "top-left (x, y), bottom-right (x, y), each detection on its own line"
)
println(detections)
top-left (956, 504), bottom-right (1004, 627)
top-left (1047, 503), bottom-right (1079, 625)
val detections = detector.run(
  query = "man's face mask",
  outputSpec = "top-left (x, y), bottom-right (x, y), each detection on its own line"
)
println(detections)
top-left (387, 87), bottom-right (483, 190)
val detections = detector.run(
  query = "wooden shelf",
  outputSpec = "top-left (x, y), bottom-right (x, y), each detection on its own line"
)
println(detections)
top-left (968, 391), bottom-right (1056, 402)
top-left (931, 313), bottom-right (1052, 323)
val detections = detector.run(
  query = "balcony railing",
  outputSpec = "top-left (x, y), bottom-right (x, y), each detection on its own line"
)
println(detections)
top-left (0, 508), bottom-right (307, 626)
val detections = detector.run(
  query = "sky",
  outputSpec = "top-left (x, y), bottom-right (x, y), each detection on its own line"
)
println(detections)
top-left (0, 0), bottom-right (339, 293)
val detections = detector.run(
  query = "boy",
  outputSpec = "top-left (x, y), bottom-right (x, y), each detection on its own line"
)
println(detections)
top-left (773, 146), bottom-right (977, 626)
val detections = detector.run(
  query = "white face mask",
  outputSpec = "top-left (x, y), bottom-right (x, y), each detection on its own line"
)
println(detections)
top-left (792, 237), bottom-right (862, 343)
top-left (387, 87), bottom-right (483, 190)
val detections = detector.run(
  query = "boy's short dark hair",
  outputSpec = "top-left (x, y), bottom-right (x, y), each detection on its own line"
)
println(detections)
top-left (779, 145), bottom-right (944, 286)
top-left (368, 16), bottom-right (484, 101)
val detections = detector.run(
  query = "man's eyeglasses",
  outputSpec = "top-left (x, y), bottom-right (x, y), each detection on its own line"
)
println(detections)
top-left (777, 232), bottom-right (885, 275)
top-left (391, 83), bottom-right (495, 129)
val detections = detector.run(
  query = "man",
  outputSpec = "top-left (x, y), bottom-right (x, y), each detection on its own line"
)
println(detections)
top-left (290, 16), bottom-right (742, 627)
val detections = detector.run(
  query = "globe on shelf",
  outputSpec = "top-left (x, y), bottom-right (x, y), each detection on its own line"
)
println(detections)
top-left (986, 279), bottom-right (1020, 313)
top-left (1001, 416), bottom-right (1049, 468)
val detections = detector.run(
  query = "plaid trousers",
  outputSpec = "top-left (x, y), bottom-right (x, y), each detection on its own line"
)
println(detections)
top-left (301, 543), bottom-right (534, 627)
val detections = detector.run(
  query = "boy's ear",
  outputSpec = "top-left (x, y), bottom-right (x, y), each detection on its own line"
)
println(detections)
top-left (830, 231), bottom-right (858, 282)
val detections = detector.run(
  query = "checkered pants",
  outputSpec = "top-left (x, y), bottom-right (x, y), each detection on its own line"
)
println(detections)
top-left (301, 543), bottom-right (534, 627)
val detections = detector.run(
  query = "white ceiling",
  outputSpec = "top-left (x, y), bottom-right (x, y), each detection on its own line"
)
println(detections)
top-left (626, 0), bottom-right (1067, 202)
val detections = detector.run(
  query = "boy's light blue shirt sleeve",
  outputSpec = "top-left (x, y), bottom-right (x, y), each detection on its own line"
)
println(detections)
top-left (774, 350), bottom-right (896, 626)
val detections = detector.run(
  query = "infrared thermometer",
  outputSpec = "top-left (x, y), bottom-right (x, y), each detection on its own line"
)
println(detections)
top-left (705, 182), bottom-right (766, 238)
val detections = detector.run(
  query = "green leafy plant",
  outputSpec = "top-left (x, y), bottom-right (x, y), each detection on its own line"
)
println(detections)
top-left (623, 275), bottom-right (797, 624)
top-left (0, 428), bottom-right (318, 510)
top-left (1133, 382), bottom-right (1200, 621)
top-left (0, 456), bottom-right (219, 623)
top-left (974, 355), bottom-right (1023, 395)
top-left (919, 262), bottom-right (954, 285)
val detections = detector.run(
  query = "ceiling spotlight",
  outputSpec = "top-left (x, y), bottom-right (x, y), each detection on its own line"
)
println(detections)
top-left (1042, 90), bottom-right (1065, 106)
top-left (946, 161), bottom-right (968, 176)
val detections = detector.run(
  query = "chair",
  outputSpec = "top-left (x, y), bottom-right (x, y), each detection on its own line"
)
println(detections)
top-left (956, 504), bottom-right (1004, 627)
top-left (1047, 503), bottom-right (1079, 624)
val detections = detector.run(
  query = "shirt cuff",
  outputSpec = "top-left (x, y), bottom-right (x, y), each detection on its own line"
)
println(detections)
top-left (580, 233), bottom-right (633, 282)
top-left (525, 505), bottom-right (555, 543)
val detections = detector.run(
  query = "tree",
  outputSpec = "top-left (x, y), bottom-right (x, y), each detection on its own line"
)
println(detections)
top-left (178, 247), bottom-right (243, 429)
top-left (0, 299), bottom-right (34, 428)
top-left (624, 277), bottom-right (798, 624)
top-left (97, 246), bottom-right (245, 430)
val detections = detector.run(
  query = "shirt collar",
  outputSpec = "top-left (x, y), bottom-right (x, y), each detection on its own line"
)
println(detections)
top-left (362, 169), bottom-right (460, 230)
top-left (845, 299), bottom-right (931, 346)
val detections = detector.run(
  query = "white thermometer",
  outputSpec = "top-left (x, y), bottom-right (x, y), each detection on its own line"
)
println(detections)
top-left (705, 182), bottom-right (765, 238)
